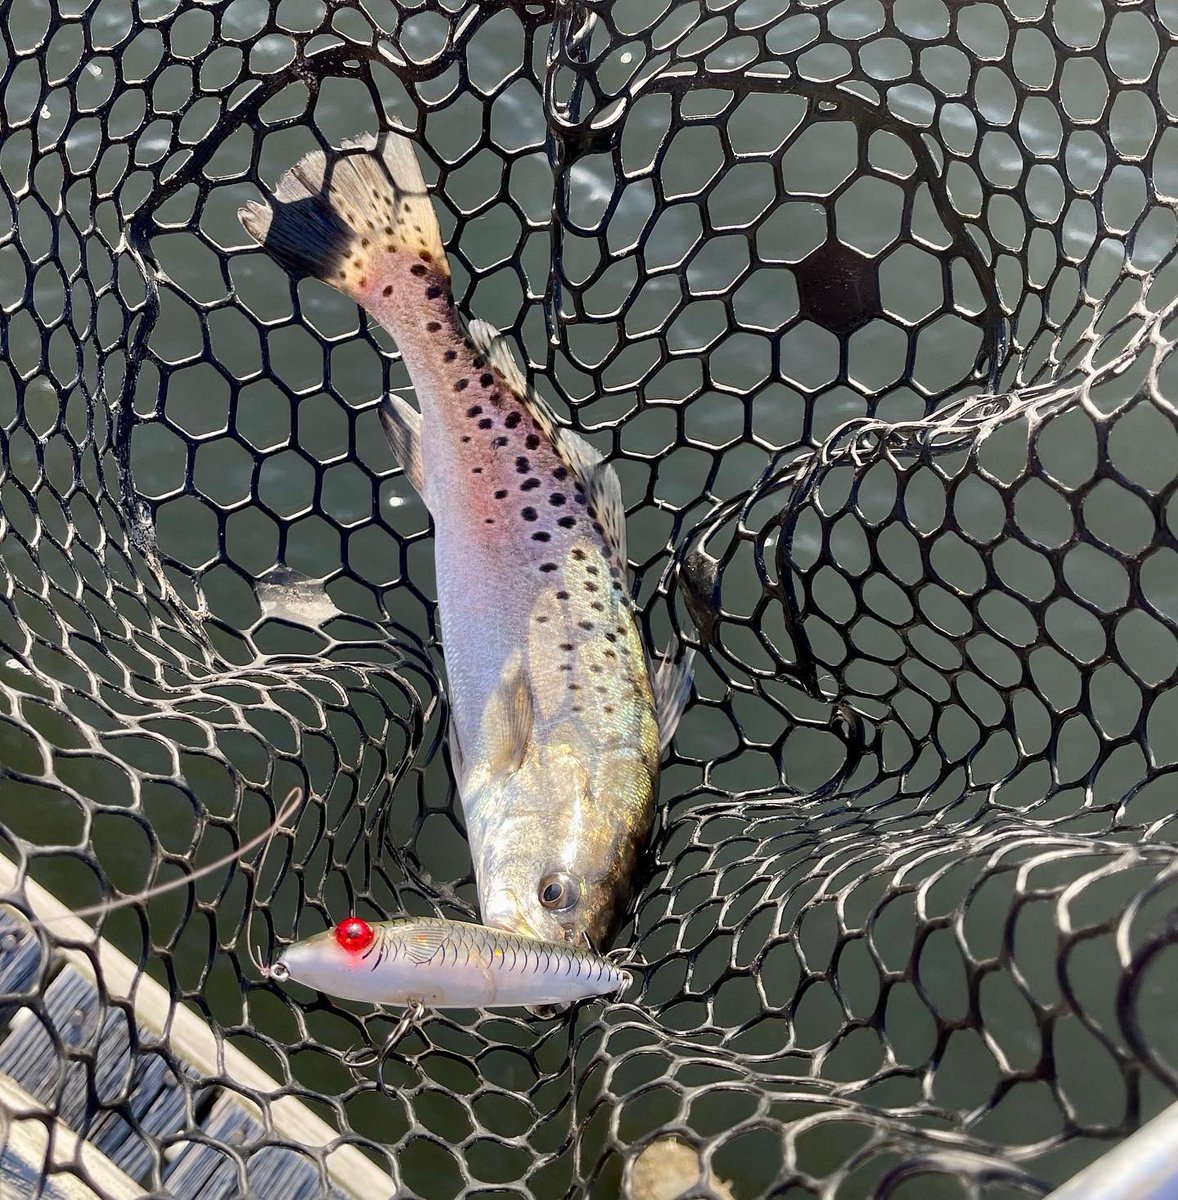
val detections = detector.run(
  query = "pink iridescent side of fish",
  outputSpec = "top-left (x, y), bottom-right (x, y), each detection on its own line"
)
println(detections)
top-left (239, 132), bottom-right (691, 951)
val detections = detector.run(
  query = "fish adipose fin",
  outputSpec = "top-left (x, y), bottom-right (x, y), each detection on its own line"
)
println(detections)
top-left (238, 130), bottom-right (447, 301)
top-left (466, 318), bottom-right (630, 578)
top-left (486, 664), bottom-right (534, 777)
top-left (651, 644), bottom-right (695, 756)
top-left (378, 392), bottom-right (426, 499)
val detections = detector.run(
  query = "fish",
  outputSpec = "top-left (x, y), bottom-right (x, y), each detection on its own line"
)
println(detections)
top-left (271, 915), bottom-right (631, 1008)
top-left (239, 131), bottom-right (692, 951)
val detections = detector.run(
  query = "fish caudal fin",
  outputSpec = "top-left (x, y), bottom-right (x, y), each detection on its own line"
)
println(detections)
top-left (238, 131), bottom-right (448, 305)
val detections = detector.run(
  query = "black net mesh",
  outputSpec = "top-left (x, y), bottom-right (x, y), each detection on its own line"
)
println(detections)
top-left (3, 0), bottom-right (1178, 1195)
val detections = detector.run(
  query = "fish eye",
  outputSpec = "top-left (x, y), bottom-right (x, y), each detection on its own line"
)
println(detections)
top-left (537, 873), bottom-right (579, 913)
top-left (270, 961), bottom-right (289, 982)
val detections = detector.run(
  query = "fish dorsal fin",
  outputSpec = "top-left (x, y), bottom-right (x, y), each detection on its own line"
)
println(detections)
top-left (402, 922), bottom-right (449, 965)
top-left (378, 391), bottom-right (425, 500)
top-left (465, 319), bottom-right (563, 439)
top-left (468, 319), bottom-right (529, 397)
top-left (465, 319), bottom-right (630, 574)
top-left (485, 662), bottom-right (534, 777)
top-left (650, 643), bottom-right (695, 756)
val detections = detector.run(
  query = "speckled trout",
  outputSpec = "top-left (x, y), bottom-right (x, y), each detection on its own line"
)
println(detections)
top-left (240, 132), bottom-right (691, 950)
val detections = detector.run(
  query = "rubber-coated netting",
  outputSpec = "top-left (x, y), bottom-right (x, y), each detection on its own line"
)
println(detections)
top-left (2, 0), bottom-right (1178, 1196)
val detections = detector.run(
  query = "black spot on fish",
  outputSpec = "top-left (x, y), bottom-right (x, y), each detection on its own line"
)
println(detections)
top-left (558, 516), bottom-right (576, 528)
top-left (533, 531), bottom-right (550, 542)
top-left (590, 664), bottom-right (602, 673)
top-left (560, 664), bottom-right (572, 672)
top-left (426, 285), bottom-right (443, 299)
top-left (591, 601), bottom-right (604, 612)
top-left (420, 249), bottom-right (433, 261)
top-left (461, 435), bottom-right (471, 444)
top-left (383, 285), bottom-right (393, 297)
top-left (492, 436), bottom-right (509, 448)
top-left (604, 649), bottom-right (616, 660)
top-left (525, 434), bottom-right (540, 450)
top-left (556, 591), bottom-right (569, 600)
top-left (505, 412), bottom-right (521, 429)
top-left (516, 457), bottom-right (530, 473)
top-left (485, 517), bottom-right (495, 524)
top-left (478, 418), bottom-right (493, 430)
top-left (554, 466), bottom-right (569, 481)
top-left (586, 565), bottom-right (598, 576)
top-left (569, 683), bottom-right (580, 691)
top-left (489, 391), bottom-right (502, 407)
top-left (411, 264), bottom-right (427, 277)
top-left (480, 373), bottom-right (494, 387)
top-left (455, 379), bottom-right (469, 392)
top-left (560, 642), bottom-right (573, 651)
top-left (572, 548), bottom-right (586, 561)
top-left (605, 631), bottom-right (617, 642)
top-left (572, 705), bottom-right (582, 713)
top-left (550, 493), bottom-right (566, 506)
top-left (593, 522), bottom-right (604, 538)
top-left (473, 356), bottom-right (486, 369)
top-left (494, 489), bottom-right (508, 499)
top-left (535, 614), bottom-right (548, 623)
top-left (426, 320), bottom-right (441, 332)
top-left (540, 562), bottom-right (558, 572)
top-left (472, 467), bottom-right (483, 474)
top-left (604, 704), bottom-right (614, 714)
top-left (522, 507), bottom-right (537, 521)
top-left (579, 620), bottom-right (594, 631)
top-left (585, 582), bottom-right (597, 593)
top-left (521, 478), bottom-right (540, 491)
top-left (467, 405), bottom-right (482, 418)
top-left (444, 349), bottom-right (457, 362)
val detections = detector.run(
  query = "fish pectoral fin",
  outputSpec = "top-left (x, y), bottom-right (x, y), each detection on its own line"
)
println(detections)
top-left (403, 925), bottom-right (449, 965)
top-left (486, 667), bottom-right (535, 777)
top-left (448, 711), bottom-right (467, 790)
top-left (651, 643), bottom-right (695, 756)
top-left (378, 392), bottom-right (426, 500)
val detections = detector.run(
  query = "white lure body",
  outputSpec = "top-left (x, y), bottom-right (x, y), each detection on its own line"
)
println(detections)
top-left (272, 917), bottom-right (631, 1009)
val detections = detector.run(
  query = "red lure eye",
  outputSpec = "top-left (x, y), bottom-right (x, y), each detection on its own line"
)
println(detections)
top-left (334, 917), bottom-right (375, 953)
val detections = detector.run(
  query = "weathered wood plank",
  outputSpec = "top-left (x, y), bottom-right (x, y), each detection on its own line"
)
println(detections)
top-left (0, 857), bottom-right (397, 1200)
top-left (0, 1072), bottom-right (141, 1200)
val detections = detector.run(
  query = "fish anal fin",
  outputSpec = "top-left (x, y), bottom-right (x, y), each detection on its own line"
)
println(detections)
top-left (651, 644), bottom-right (695, 756)
top-left (378, 393), bottom-right (426, 500)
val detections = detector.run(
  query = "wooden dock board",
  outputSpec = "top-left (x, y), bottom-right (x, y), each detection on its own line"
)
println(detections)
top-left (0, 857), bottom-right (397, 1200)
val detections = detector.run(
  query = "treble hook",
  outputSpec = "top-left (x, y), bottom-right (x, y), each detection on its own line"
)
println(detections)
top-left (343, 1000), bottom-right (427, 1078)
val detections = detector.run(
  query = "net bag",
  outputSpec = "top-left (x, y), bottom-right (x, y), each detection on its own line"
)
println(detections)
top-left (1, 0), bottom-right (1177, 1195)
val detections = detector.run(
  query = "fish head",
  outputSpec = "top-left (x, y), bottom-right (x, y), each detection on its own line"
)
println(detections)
top-left (474, 752), bottom-right (654, 951)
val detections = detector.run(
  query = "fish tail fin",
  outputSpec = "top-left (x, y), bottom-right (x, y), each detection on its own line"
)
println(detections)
top-left (238, 131), bottom-right (449, 308)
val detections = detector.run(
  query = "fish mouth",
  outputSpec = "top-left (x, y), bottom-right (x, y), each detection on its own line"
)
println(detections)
top-left (482, 888), bottom-right (567, 943)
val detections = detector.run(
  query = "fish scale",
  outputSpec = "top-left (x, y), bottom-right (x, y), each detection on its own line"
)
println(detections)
top-left (240, 130), bottom-right (692, 951)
